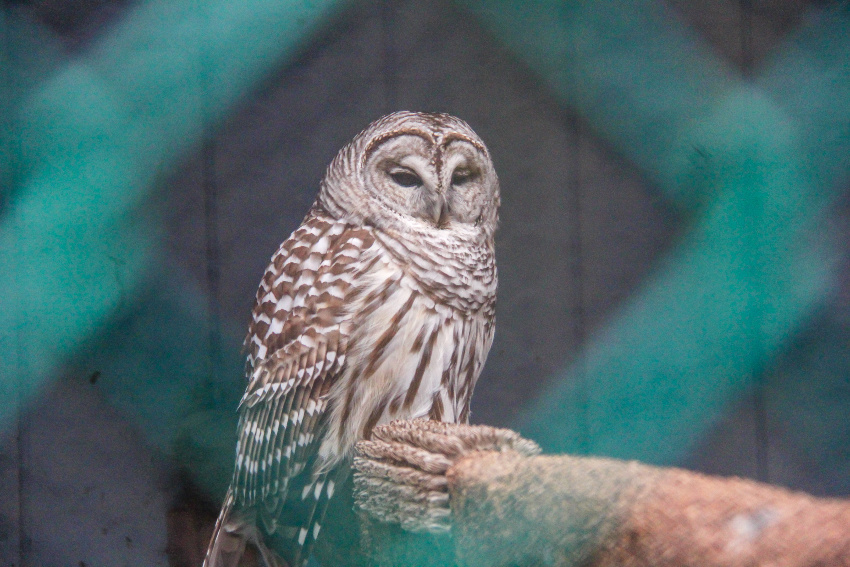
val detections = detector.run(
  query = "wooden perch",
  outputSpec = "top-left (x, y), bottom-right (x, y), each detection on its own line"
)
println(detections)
top-left (353, 420), bottom-right (850, 567)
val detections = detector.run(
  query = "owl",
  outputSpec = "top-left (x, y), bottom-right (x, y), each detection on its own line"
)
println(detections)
top-left (204, 111), bottom-right (500, 567)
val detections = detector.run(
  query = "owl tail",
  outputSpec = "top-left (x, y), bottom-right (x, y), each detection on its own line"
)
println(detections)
top-left (264, 466), bottom-right (349, 567)
top-left (204, 487), bottom-right (287, 567)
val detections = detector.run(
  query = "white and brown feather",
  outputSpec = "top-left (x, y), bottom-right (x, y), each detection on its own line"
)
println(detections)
top-left (205, 111), bottom-right (499, 567)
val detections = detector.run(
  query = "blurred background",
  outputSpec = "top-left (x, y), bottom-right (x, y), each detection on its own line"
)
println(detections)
top-left (2, 0), bottom-right (850, 565)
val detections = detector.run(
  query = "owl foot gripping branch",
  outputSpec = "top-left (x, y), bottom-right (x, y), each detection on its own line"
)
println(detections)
top-left (353, 420), bottom-right (850, 567)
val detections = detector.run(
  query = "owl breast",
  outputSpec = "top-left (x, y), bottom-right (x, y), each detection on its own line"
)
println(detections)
top-left (316, 229), bottom-right (496, 470)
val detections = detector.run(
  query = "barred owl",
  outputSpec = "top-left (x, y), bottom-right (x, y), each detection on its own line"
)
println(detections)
top-left (204, 111), bottom-right (500, 567)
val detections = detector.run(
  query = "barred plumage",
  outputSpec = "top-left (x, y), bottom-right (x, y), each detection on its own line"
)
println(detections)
top-left (204, 111), bottom-right (500, 567)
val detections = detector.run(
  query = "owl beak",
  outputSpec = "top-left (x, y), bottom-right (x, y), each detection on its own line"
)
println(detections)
top-left (435, 197), bottom-right (450, 228)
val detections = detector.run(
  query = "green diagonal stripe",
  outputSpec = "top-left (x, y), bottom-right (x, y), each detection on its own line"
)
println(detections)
top-left (460, 0), bottom-right (850, 463)
top-left (0, 0), bottom-right (344, 427)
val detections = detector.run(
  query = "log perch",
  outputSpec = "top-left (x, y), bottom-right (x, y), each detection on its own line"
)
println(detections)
top-left (353, 420), bottom-right (850, 567)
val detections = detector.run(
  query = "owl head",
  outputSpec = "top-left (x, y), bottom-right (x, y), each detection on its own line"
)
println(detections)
top-left (318, 111), bottom-right (500, 241)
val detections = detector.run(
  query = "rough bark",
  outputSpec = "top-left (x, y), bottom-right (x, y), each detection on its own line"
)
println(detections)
top-left (353, 420), bottom-right (850, 567)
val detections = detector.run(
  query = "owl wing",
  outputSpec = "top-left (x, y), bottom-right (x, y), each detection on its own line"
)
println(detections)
top-left (229, 209), bottom-right (377, 566)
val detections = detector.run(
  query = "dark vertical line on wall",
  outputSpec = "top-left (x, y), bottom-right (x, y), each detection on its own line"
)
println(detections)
top-left (13, 115), bottom-right (28, 567)
top-left (16, 374), bottom-right (27, 567)
top-left (199, 2), bottom-right (222, 406)
top-left (562, 18), bottom-right (589, 454)
top-left (564, 17), bottom-right (589, 455)
top-left (15, 262), bottom-right (28, 564)
top-left (567, 113), bottom-right (589, 455)
top-left (16, 359), bottom-right (27, 567)
top-left (739, 0), bottom-right (769, 484)
top-left (203, 138), bottom-right (222, 404)
top-left (3, 7), bottom-right (27, 564)
top-left (380, 0), bottom-right (398, 113)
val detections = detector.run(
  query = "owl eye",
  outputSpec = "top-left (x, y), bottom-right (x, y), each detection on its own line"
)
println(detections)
top-left (389, 170), bottom-right (423, 188)
top-left (451, 169), bottom-right (477, 186)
